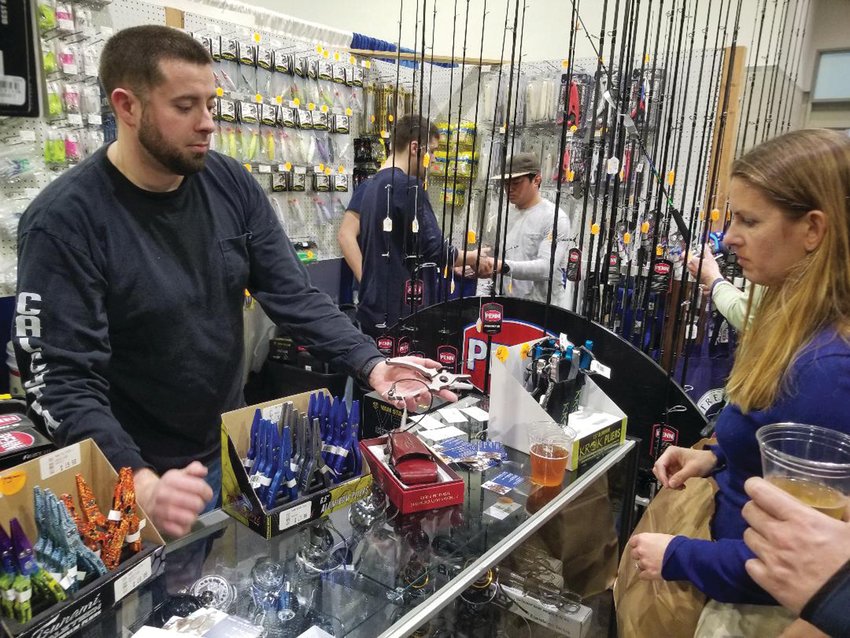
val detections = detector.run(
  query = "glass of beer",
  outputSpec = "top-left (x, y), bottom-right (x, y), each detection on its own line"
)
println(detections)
top-left (756, 423), bottom-right (850, 519)
top-left (527, 422), bottom-right (576, 487)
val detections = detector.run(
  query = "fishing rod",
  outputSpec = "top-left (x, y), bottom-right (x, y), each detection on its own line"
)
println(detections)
top-left (678, 0), bottom-right (734, 386)
top-left (481, 0), bottom-right (521, 395)
top-left (496, 0), bottom-right (529, 298)
top-left (749, 0), bottom-right (780, 148)
top-left (780, 0), bottom-right (809, 133)
top-left (544, 0), bottom-right (581, 328)
top-left (487, 0), bottom-right (522, 299)
top-left (587, 0), bottom-right (627, 326)
top-left (457, 0), bottom-right (489, 317)
top-left (577, 0), bottom-right (616, 322)
top-left (681, 0), bottom-right (745, 387)
top-left (735, 0), bottom-right (768, 156)
top-left (637, 1), bottom-right (686, 356)
top-left (670, 0), bottom-right (729, 378)
top-left (620, 0), bottom-right (666, 343)
top-left (375, 0), bottom-right (408, 336)
top-left (440, 0), bottom-right (472, 337)
top-left (598, 0), bottom-right (641, 333)
top-left (767, 0), bottom-right (797, 139)
top-left (761, 0), bottom-right (791, 143)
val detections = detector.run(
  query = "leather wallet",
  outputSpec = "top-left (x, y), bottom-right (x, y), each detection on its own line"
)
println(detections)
top-left (386, 431), bottom-right (439, 485)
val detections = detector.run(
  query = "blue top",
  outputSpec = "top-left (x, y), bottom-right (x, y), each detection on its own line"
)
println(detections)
top-left (353, 167), bottom-right (451, 333)
top-left (15, 147), bottom-right (381, 474)
top-left (662, 328), bottom-right (850, 603)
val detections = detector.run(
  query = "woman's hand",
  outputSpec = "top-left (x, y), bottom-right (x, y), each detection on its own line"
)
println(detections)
top-left (629, 533), bottom-right (675, 580)
top-left (688, 243), bottom-right (722, 288)
top-left (653, 446), bottom-right (719, 489)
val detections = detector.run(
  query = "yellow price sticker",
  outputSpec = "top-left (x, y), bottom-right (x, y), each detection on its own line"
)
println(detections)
top-left (306, 250), bottom-right (314, 259)
top-left (388, 114), bottom-right (394, 123)
top-left (253, 32), bottom-right (261, 43)
top-left (315, 45), bottom-right (323, 54)
top-left (364, 60), bottom-right (372, 69)
top-left (324, 167), bottom-right (332, 176)
top-left (623, 232), bottom-right (631, 245)
top-left (349, 55), bottom-right (356, 64)
top-left (321, 104), bottom-right (329, 113)
top-left (318, 163), bottom-right (325, 172)
top-left (591, 223), bottom-right (600, 235)
top-left (495, 345), bottom-right (509, 363)
top-left (371, 115), bottom-right (376, 123)
top-left (255, 93), bottom-right (263, 103)
top-left (215, 87), bottom-right (224, 97)
top-left (308, 102), bottom-right (315, 111)
top-left (711, 208), bottom-right (721, 221)
top-left (567, 169), bottom-right (575, 182)
top-left (422, 154), bottom-right (430, 168)
top-left (334, 51), bottom-right (340, 61)
top-left (0, 471), bottom-right (27, 496)
top-left (656, 245), bottom-right (663, 256)
top-left (284, 161), bottom-right (292, 171)
top-left (569, 125), bottom-right (578, 133)
top-left (467, 230), bottom-right (477, 244)
top-left (699, 209), bottom-right (706, 221)
top-left (561, 59), bottom-right (569, 69)
top-left (323, 50), bottom-right (330, 59)
top-left (645, 53), bottom-right (651, 64)
top-left (345, 107), bottom-right (353, 116)
top-left (293, 98), bottom-right (301, 107)
top-left (275, 95), bottom-right (283, 105)
top-left (520, 343), bottom-right (532, 359)
top-left (244, 163), bottom-right (252, 172)
top-left (667, 170), bottom-right (675, 186)
top-left (338, 165), bottom-right (345, 173)
top-left (641, 221), bottom-right (650, 233)
top-left (619, 169), bottom-right (625, 181)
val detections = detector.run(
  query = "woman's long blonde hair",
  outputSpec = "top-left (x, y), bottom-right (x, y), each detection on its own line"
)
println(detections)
top-left (726, 129), bottom-right (850, 413)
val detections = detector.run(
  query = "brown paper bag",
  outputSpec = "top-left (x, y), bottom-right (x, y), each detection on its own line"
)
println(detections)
top-left (613, 475), bottom-right (718, 638)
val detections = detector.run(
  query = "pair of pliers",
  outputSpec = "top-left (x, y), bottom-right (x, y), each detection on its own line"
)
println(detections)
top-left (385, 358), bottom-right (474, 393)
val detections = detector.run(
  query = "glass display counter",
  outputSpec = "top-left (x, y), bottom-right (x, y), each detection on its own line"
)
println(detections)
top-left (82, 439), bottom-right (638, 638)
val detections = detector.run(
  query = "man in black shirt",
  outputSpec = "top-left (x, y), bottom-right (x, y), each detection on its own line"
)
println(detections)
top-left (14, 26), bottom-right (450, 537)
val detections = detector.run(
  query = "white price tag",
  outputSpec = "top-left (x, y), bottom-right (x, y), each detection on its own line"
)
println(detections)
top-left (0, 76), bottom-right (26, 106)
top-left (258, 164), bottom-right (271, 174)
top-left (113, 556), bottom-right (152, 602)
top-left (18, 130), bottom-right (36, 143)
top-left (87, 113), bottom-right (102, 126)
top-left (589, 359), bottom-right (612, 379)
top-left (67, 113), bottom-right (83, 126)
top-left (382, 217), bottom-right (393, 232)
top-left (39, 444), bottom-right (82, 479)
top-left (411, 218), bottom-right (419, 233)
top-left (62, 64), bottom-right (79, 75)
top-left (260, 403), bottom-right (283, 423)
top-left (279, 500), bottom-right (312, 531)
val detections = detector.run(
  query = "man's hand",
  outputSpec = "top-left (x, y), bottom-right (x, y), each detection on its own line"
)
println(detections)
top-left (687, 243), bottom-right (722, 288)
top-left (134, 462), bottom-right (213, 538)
top-left (476, 257), bottom-right (497, 278)
top-left (652, 445), bottom-right (718, 489)
top-left (629, 532), bottom-right (674, 580)
top-left (367, 356), bottom-right (458, 409)
top-left (743, 477), bottom-right (850, 614)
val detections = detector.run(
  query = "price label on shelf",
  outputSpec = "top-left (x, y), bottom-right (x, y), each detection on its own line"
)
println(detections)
top-left (39, 444), bottom-right (82, 480)
top-left (114, 557), bottom-right (152, 602)
top-left (279, 501), bottom-right (312, 531)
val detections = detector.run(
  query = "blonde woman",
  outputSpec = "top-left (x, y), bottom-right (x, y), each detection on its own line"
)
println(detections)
top-left (629, 130), bottom-right (850, 631)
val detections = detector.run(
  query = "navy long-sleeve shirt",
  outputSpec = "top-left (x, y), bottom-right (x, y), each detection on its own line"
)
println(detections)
top-left (15, 147), bottom-right (382, 474)
top-left (662, 328), bottom-right (850, 603)
top-left (354, 167), bottom-right (452, 332)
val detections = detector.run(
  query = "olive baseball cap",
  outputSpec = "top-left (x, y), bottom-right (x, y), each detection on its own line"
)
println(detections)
top-left (494, 152), bottom-right (541, 180)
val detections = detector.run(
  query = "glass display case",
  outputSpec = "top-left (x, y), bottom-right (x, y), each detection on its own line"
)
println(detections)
top-left (82, 439), bottom-right (638, 638)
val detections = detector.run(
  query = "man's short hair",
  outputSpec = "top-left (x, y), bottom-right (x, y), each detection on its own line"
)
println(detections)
top-left (99, 25), bottom-right (212, 103)
top-left (391, 115), bottom-right (439, 154)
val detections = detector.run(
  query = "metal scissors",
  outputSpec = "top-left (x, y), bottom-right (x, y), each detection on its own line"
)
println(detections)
top-left (385, 358), bottom-right (474, 393)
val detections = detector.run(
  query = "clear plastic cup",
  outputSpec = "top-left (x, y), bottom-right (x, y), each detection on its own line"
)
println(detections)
top-left (527, 421), bottom-right (576, 487)
top-left (756, 422), bottom-right (850, 519)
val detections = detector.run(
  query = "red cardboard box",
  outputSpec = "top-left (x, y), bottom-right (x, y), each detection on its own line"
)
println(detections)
top-left (359, 436), bottom-right (465, 514)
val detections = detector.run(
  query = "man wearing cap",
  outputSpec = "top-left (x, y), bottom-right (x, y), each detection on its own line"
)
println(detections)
top-left (479, 152), bottom-right (573, 307)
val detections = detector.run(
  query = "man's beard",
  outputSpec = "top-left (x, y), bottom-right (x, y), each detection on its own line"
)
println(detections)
top-left (138, 111), bottom-right (207, 176)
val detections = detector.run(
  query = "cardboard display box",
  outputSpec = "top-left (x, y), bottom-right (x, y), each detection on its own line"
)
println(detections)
top-left (489, 340), bottom-right (627, 471)
top-left (0, 440), bottom-right (165, 638)
top-left (359, 436), bottom-right (465, 514)
top-left (220, 391), bottom-right (372, 539)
